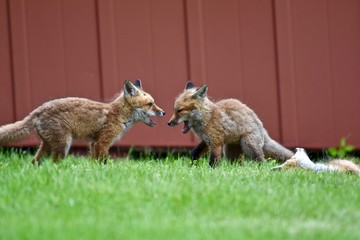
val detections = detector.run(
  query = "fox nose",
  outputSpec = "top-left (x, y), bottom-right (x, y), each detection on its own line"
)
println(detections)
top-left (168, 120), bottom-right (176, 126)
top-left (157, 111), bottom-right (165, 117)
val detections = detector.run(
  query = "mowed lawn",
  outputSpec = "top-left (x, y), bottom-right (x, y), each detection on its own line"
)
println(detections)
top-left (0, 150), bottom-right (359, 240)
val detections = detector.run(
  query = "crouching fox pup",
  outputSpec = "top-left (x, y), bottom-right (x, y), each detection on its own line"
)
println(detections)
top-left (168, 81), bottom-right (293, 167)
top-left (0, 80), bottom-right (165, 164)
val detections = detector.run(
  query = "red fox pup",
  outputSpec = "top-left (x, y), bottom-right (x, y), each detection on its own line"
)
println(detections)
top-left (0, 80), bottom-right (165, 164)
top-left (272, 148), bottom-right (360, 175)
top-left (168, 81), bottom-right (293, 167)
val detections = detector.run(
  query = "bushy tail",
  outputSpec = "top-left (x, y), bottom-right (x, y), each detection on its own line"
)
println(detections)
top-left (263, 133), bottom-right (293, 162)
top-left (329, 160), bottom-right (360, 176)
top-left (0, 116), bottom-right (33, 145)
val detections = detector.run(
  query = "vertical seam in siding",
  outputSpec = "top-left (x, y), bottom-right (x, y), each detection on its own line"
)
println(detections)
top-left (324, 0), bottom-right (337, 143)
top-left (198, 0), bottom-right (207, 84)
top-left (271, 0), bottom-right (284, 143)
top-left (59, 0), bottom-right (68, 95)
top-left (22, 0), bottom-right (33, 115)
top-left (94, 0), bottom-right (104, 100)
top-left (111, 0), bottom-right (119, 91)
top-left (235, 0), bottom-right (244, 98)
top-left (147, 1), bottom-right (157, 86)
top-left (6, 0), bottom-right (17, 121)
top-left (272, 0), bottom-right (299, 146)
top-left (183, 0), bottom-right (191, 82)
top-left (288, 0), bottom-right (299, 146)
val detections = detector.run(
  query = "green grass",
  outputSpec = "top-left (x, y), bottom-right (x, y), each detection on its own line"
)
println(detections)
top-left (0, 150), bottom-right (359, 240)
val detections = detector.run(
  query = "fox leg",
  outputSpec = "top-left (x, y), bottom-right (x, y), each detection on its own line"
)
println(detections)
top-left (31, 141), bottom-right (50, 165)
top-left (223, 143), bottom-right (243, 163)
top-left (92, 140), bottom-right (111, 163)
top-left (35, 127), bottom-right (71, 163)
top-left (209, 144), bottom-right (223, 168)
top-left (48, 134), bottom-right (72, 163)
top-left (240, 134), bottom-right (265, 162)
top-left (190, 141), bottom-right (208, 161)
top-left (89, 142), bottom-right (95, 156)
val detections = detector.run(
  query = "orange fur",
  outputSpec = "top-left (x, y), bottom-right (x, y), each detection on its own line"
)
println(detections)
top-left (168, 81), bottom-right (293, 167)
top-left (272, 148), bottom-right (360, 175)
top-left (0, 80), bottom-right (165, 164)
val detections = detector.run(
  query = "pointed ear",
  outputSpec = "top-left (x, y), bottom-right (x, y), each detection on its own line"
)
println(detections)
top-left (185, 81), bottom-right (195, 90)
top-left (192, 85), bottom-right (208, 99)
top-left (124, 80), bottom-right (139, 97)
top-left (133, 79), bottom-right (142, 89)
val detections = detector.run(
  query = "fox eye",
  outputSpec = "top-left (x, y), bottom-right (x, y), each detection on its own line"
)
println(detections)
top-left (146, 102), bottom-right (153, 107)
top-left (177, 109), bottom-right (183, 113)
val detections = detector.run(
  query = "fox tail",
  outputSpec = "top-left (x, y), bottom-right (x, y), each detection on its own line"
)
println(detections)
top-left (0, 116), bottom-right (33, 145)
top-left (263, 132), bottom-right (293, 162)
top-left (329, 160), bottom-right (360, 175)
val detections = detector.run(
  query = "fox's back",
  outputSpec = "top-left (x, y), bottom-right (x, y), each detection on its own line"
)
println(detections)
top-left (213, 99), bottom-right (264, 140)
top-left (31, 97), bottom-right (112, 139)
top-left (216, 99), bottom-right (255, 117)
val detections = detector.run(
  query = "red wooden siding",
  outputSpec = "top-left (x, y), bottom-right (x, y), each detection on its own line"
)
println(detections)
top-left (1, 0), bottom-right (359, 149)
top-left (275, 0), bottom-right (360, 148)
top-left (0, 0), bottom-right (15, 127)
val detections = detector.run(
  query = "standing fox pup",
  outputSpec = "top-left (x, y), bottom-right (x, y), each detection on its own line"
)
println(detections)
top-left (0, 80), bottom-right (165, 164)
top-left (272, 148), bottom-right (360, 175)
top-left (168, 81), bottom-right (293, 167)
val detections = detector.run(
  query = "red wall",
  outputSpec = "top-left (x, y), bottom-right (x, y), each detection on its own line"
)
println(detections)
top-left (1, 0), bottom-right (359, 149)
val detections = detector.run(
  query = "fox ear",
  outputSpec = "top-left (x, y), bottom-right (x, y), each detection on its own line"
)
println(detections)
top-left (185, 81), bottom-right (195, 90)
top-left (133, 79), bottom-right (142, 89)
top-left (192, 85), bottom-right (208, 99)
top-left (124, 80), bottom-right (139, 97)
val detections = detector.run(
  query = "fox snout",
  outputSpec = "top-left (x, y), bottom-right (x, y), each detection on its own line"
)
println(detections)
top-left (158, 111), bottom-right (166, 117)
top-left (168, 120), bottom-right (178, 126)
top-left (156, 109), bottom-right (166, 117)
top-left (167, 115), bottom-right (179, 126)
top-left (153, 104), bottom-right (166, 117)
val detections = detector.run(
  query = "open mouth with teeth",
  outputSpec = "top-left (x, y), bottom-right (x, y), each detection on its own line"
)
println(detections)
top-left (182, 120), bottom-right (192, 134)
top-left (144, 117), bottom-right (156, 127)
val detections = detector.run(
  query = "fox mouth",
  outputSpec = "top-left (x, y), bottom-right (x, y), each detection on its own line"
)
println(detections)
top-left (182, 120), bottom-right (191, 134)
top-left (145, 117), bottom-right (156, 127)
top-left (145, 110), bottom-right (165, 127)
